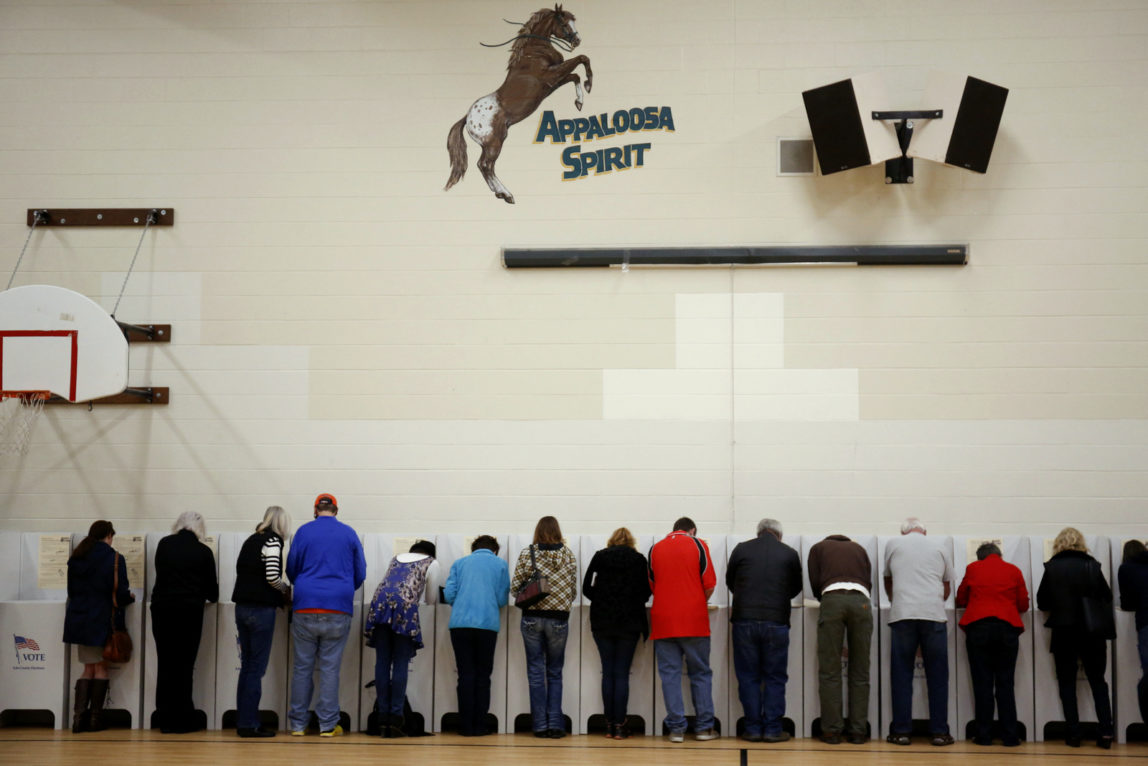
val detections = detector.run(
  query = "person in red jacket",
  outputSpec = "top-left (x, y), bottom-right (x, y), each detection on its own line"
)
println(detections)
top-left (955, 541), bottom-right (1030, 747)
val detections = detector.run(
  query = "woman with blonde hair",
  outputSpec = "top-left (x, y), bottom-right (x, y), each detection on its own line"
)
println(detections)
top-left (1036, 527), bottom-right (1114, 748)
top-left (582, 527), bottom-right (651, 739)
top-left (511, 516), bottom-right (578, 738)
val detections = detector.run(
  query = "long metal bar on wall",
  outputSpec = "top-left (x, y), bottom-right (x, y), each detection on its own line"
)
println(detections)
top-left (502, 244), bottom-right (968, 268)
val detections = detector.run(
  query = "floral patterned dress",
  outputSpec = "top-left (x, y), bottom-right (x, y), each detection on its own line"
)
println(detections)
top-left (365, 555), bottom-right (434, 650)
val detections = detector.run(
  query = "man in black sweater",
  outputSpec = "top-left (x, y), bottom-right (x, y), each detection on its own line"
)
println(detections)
top-left (726, 519), bottom-right (803, 743)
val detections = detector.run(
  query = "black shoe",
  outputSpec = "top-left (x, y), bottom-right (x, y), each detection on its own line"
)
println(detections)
top-left (846, 734), bottom-right (868, 745)
top-left (931, 733), bottom-right (955, 747)
top-left (972, 737), bottom-right (992, 746)
top-left (1001, 738), bottom-right (1022, 747)
top-left (1065, 736), bottom-right (1082, 748)
top-left (820, 733), bottom-right (842, 745)
top-left (740, 732), bottom-right (763, 742)
top-left (1098, 735), bottom-right (1114, 750)
top-left (533, 730), bottom-right (549, 738)
top-left (548, 728), bottom-right (566, 739)
top-left (886, 733), bottom-right (911, 746)
top-left (237, 727), bottom-right (276, 738)
top-left (761, 732), bottom-right (791, 743)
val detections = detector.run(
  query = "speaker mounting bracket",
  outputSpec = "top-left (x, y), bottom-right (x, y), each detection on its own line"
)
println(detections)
top-left (872, 110), bottom-right (942, 184)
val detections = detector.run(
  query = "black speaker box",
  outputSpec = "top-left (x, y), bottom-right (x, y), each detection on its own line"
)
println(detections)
top-left (802, 79), bottom-right (870, 175)
top-left (944, 76), bottom-right (1008, 173)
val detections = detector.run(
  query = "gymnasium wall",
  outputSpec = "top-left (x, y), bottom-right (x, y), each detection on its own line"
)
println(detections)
top-left (1, 0), bottom-right (1146, 540)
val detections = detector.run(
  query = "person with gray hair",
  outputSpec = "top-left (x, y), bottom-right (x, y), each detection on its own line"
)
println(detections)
top-left (151, 510), bottom-right (219, 733)
top-left (726, 518), bottom-right (803, 742)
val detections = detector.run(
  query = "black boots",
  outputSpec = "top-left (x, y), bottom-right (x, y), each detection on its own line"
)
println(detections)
top-left (72, 679), bottom-right (92, 733)
top-left (381, 713), bottom-right (406, 738)
top-left (72, 679), bottom-right (109, 733)
top-left (87, 680), bottom-right (110, 732)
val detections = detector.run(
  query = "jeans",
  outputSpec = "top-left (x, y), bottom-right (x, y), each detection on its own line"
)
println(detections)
top-left (235, 604), bottom-right (277, 730)
top-left (151, 601), bottom-right (205, 732)
top-left (593, 633), bottom-right (639, 724)
top-left (889, 619), bottom-right (949, 735)
top-left (521, 614), bottom-right (569, 732)
top-left (655, 636), bottom-right (714, 733)
top-left (373, 626), bottom-right (417, 717)
top-left (451, 627), bottom-right (498, 735)
top-left (1051, 628), bottom-right (1113, 739)
top-left (964, 618), bottom-right (1021, 743)
top-left (731, 620), bottom-right (789, 737)
top-left (817, 590), bottom-right (872, 737)
top-left (288, 612), bottom-right (352, 732)
top-left (1139, 625), bottom-right (1148, 725)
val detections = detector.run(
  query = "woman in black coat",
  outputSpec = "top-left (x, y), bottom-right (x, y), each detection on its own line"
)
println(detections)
top-left (1036, 527), bottom-right (1114, 749)
top-left (151, 511), bottom-right (219, 733)
top-left (1118, 539), bottom-right (1148, 727)
top-left (582, 527), bottom-right (651, 739)
top-left (63, 520), bottom-right (135, 732)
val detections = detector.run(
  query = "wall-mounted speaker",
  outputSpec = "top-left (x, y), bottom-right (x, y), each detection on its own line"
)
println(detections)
top-left (801, 73), bottom-right (900, 175)
top-left (908, 73), bottom-right (1008, 173)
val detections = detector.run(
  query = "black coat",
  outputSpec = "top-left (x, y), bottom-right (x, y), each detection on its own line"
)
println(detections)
top-left (582, 545), bottom-right (651, 639)
top-left (726, 532), bottom-right (803, 626)
top-left (62, 541), bottom-right (135, 647)
top-left (1118, 551), bottom-right (1148, 631)
top-left (1036, 548), bottom-right (1111, 630)
top-left (151, 529), bottom-right (219, 606)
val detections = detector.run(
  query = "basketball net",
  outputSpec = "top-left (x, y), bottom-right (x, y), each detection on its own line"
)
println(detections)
top-left (0, 391), bottom-right (48, 456)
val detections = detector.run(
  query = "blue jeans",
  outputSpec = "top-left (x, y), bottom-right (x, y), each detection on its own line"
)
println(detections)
top-left (593, 633), bottom-right (639, 724)
top-left (235, 604), bottom-right (278, 730)
top-left (655, 636), bottom-right (714, 733)
top-left (521, 614), bottom-right (569, 732)
top-left (1139, 625), bottom-right (1148, 725)
top-left (289, 612), bottom-right (352, 732)
top-left (889, 619), bottom-right (949, 735)
top-left (731, 620), bottom-right (789, 737)
top-left (373, 625), bottom-right (417, 717)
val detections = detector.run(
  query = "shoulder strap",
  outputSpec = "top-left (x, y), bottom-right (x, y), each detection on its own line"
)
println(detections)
top-left (529, 544), bottom-right (538, 575)
top-left (111, 552), bottom-right (120, 609)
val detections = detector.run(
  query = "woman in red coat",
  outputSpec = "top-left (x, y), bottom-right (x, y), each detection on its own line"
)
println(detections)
top-left (955, 541), bottom-right (1029, 746)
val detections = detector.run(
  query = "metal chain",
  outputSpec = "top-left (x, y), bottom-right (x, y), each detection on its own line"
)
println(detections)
top-left (6, 211), bottom-right (45, 290)
top-left (111, 209), bottom-right (157, 318)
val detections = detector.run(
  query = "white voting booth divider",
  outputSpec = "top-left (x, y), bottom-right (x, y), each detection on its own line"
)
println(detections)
top-left (143, 532), bottom-right (219, 729)
top-left (0, 532), bottom-right (71, 728)
top-left (1030, 534), bottom-right (1113, 742)
top-left (505, 534), bottom-right (581, 734)
top-left (952, 536), bottom-right (1036, 742)
top-left (67, 531), bottom-right (146, 729)
top-left (577, 534), bottom-right (656, 735)
top-left (653, 535), bottom-right (729, 734)
top-left (877, 534), bottom-right (958, 738)
top-left (432, 534), bottom-right (510, 733)
top-left (214, 532), bottom-right (289, 730)
top-left (358, 534), bottom-right (436, 734)
top-left (799, 534), bottom-right (880, 738)
top-left (1110, 536), bottom-right (1143, 744)
top-left (724, 533), bottom-right (803, 738)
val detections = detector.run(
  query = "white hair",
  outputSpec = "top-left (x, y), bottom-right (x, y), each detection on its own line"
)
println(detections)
top-left (256, 505), bottom-right (292, 540)
top-left (757, 518), bottom-right (783, 540)
top-left (900, 517), bottom-right (927, 535)
top-left (172, 510), bottom-right (206, 541)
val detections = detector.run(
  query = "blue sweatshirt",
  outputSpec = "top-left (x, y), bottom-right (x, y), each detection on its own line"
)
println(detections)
top-left (444, 549), bottom-right (510, 632)
top-left (287, 515), bottom-right (366, 614)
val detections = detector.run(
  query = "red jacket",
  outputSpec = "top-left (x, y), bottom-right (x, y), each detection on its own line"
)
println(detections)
top-left (648, 531), bottom-right (716, 640)
top-left (955, 553), bottom-right (1029, 631)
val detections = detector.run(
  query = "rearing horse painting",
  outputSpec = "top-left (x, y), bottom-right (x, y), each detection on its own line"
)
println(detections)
top-left (445, 5), bottom-right (592, 204)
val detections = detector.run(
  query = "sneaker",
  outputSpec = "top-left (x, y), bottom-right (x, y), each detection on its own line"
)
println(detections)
top-left (761, 732), bottom-right (791, 743)
top-left (930, 733), bottom-right (954, 747)
top-left (820, 733), bottom-right (842, 745)
top-left (695, 728), bottom-right (720, 741)
top-left (886, 733), bottom-right (911, 746)
top-left (290, 729), bottom-right (306, 736)
top-left (846, 733), bottom-right (868, 745)
top-left (319, 725), bottom-right (344, 738)
top-left (668, 730), bottom-right (685, 743)
top-left (740, 732), bottom-right (763, 742)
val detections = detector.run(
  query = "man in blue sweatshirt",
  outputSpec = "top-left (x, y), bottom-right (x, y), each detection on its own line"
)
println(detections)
top-left (286, 493), bottom-right (366, 737)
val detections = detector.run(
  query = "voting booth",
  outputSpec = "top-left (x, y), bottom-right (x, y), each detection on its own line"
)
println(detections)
top-left (358, 533), bottom-right (437, 734)
top-left (1111, 536), bottom-right (1145, 743)
top-left (0, 532), bottom-right (71, 727)
top-left (143, 531), bottom-right (219, 729)
top-left (1030, 534), bottom-right (1113, 741)
top-left (653, 535), bottom-right (729, 734)
top-left (578, 534), bottom-right (656, 735)
top-left (66, 531), bottom-right (146, 729)
top-left (952, 535), bottom-right (1036, 741)
top-left (432, 534), bottom-right (510, 733)
top-left (800, 534), bottom-right (880, 738)
top-left (877, 534), bottom-right (958, 738)
top-left (213, 532), bottom-right (290, 730)
top-left (724, 533), bottom-right (803, 738)
top-left (506, 534), bottom-right (581, 733)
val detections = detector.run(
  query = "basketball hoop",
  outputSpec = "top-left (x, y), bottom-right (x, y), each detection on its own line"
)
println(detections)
top-left (0, 391), bottom-right (49, 456)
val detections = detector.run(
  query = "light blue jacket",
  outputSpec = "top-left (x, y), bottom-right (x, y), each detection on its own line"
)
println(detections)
top-left (444, 549), bottom-right (510, 632)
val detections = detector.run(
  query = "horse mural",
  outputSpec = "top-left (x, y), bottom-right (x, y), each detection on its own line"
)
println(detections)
top-left (445, 5), bottom-right (592, 204)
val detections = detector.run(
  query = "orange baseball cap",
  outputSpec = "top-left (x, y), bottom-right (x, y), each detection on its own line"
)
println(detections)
top-left (314, 493), bottom-right (338, 510)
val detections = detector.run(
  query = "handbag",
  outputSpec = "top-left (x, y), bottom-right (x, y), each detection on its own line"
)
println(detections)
top-left (1082, 594), bottom-right (1115, 639)
top-left (514, 545), bottom-right (552, 609)
top-left (103, 552), bottom-right (134, 663)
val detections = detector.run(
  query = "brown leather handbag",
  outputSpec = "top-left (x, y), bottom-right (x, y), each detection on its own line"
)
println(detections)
top-left (102, 553), bottom-right (133, 663)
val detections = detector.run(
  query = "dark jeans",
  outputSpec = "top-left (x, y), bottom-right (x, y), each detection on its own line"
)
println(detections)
top-left (521, 614), bottom-right (568, 732)
top-left (373, 625), bottom-right (417, 717)
top-left (817, 590), bottom-right (872, 737)
top-left (1051, 628), bottom-right (1113, 739)
top-left (731, 620), bottom-right (789, 737)
top-left (593, 633), bottom-right (639, 724)
top-left (151, 601), bottom-right (205, 732)
top-left (450, 627), bottom-right (498, 735)
top-left (964, 618), bottom-right (1021, 743)
top-left (1139, 625), bottom-right (1148, 725)
top-left (889, 619), bottom-right (949, 736)
top-left (235, 604), bottom-right (277, 730)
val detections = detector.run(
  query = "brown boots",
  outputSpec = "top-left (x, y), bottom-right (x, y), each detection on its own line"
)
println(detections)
top-left (71, 679), bottom-right (91, 733)
top-left (72, 678), bottom-right (110, 733)
top-left (88, 679), bottom-right (109, 731)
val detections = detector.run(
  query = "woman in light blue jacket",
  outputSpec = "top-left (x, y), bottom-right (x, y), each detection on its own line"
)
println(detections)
top-left (443, 535), bottom-right (510, 736)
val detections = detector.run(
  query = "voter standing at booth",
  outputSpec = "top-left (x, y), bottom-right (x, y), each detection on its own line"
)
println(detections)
top-left (63, 520), bottom-right (135, 733)
top-left (1118, 539), bottom-right (1148, 728)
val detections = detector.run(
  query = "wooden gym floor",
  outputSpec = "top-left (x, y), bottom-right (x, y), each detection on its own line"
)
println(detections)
top-left (2, 728), bottom-right (1145, 766)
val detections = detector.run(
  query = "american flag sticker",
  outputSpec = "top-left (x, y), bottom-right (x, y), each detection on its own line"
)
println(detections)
top-left (14, 635), bottom-right (40, 651)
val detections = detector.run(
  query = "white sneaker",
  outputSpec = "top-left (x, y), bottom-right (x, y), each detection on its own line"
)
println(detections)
top-left (668, 730), bottom-right (685, 743)
top-left (695, 728), bottom-right (720, 741)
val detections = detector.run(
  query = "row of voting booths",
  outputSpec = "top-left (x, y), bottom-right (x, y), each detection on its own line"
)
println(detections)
top-left (0, 529), bottom-right (1145, 742)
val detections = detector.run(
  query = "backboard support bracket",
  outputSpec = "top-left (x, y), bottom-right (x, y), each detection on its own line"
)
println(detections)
top-left (26, 208), bottom-right (174, 227)
top-left (45, 387), bottom-right (169, 406)
top-left (117, 322), bottom-right (171, 343)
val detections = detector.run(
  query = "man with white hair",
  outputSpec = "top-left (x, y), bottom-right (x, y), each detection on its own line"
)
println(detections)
top-left (883, 517), bottom-right (954, 747)
top-left (726, 519), bottom-right (803, 742)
